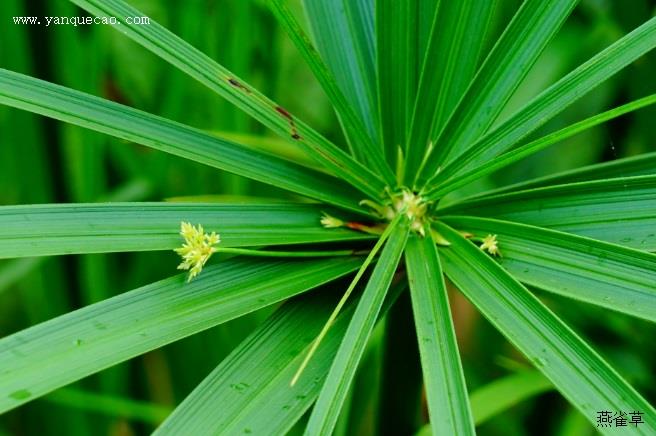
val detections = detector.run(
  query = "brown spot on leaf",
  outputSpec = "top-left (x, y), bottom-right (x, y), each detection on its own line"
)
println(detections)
top-left (275, 106), bottom-right (293, 121)
top-left (227, 78), bottom-right (250, 93)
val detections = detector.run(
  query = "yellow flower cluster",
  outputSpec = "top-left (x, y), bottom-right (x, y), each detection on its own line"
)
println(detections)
top-left (174, 222), bottom-right (220, 282)
top-left (480, 234), bottom-right (501, 256)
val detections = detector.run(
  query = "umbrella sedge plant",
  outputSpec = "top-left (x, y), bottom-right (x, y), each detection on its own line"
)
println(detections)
top-left (0, 0), bottom-right (655, 434)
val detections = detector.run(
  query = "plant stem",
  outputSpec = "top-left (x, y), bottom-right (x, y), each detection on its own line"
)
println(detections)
top-left (215, 248), bottom-right (364, 258)
top-left (290, 213), bottom-right (404, 386)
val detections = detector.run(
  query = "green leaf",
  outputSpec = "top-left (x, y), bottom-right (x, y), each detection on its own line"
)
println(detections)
top-left (417, 0), bottom-right (579, 185)
top-left (304, 0), bottom-right (379, 142)
top-left (0, 256), bottom-right (362, 413)
top-left (155, 287), bottom-right (357, 435)
top-left (344, 0), bottom-right (376, 86)
top-left (69, 0), bottom-right (387, 199)
top-left (376, 0), bottom-right (419, 167)
top-left (417, 370), bottom-right (553, 435)
top-left (443, 216), bottom-right (656, 322)
top-left (155, 278), bottom-right (406, 435)
top-left (426, 94), bottom-right (656, 199)
top-left (305, 220), bottom-right (409, 434)
top-left (435, 222), bottom-right (656, 434)
top-left (0, 69), bottom-right (366, 212)
top-left (266, 0), bottom-right (395, 184)
top-left (0, 203), bottom-right (372, 258)
top-left (426, 15), bottom-right (656, 188)
top-left (405, 235), bottom-right (474, 435)
top-left (488, 151), bottom-right (656, 196)
top-left (416, 0), bottom-right (441, 59)
top-left (438, 176), bottom-right (656, 251)
top-left (404, 0), bottom-right (496, 183)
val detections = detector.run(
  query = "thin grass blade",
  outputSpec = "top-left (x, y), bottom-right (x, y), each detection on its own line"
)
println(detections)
top-left (417, 0), bottom-right (579, 185)
top-left (69, 0), bottom-right (387, 199)
top-left (0, 257), bottom-right (362, 413)
top-left (0, 203), bottom-right (373, 258)
top-left (426, 15), bottom-right (656, 188)
top-left (443, 216), bottom-right (656, 322)
top-left (0, 69), bottom-right (367, 212)
top-left (438, 176), bottom-right (656, 251)
top-left (404, 0), bottom-right (495, 183)
top-left (426, 94), bottom-right (656, 199)
top-left (305, 219), bottom-right (409, 434)
top-left (436, 222), bottom-right (656, 434)
top-left (266, 0), bottom-right (395, 184)
top-left (405, 234), bottom-right (474, 435)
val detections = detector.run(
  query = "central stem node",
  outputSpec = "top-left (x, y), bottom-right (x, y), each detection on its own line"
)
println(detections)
top-left (361, 187), bottom-right (433, 235)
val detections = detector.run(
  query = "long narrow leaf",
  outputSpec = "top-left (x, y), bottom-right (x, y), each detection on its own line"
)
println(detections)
top-left (303, 0), bottom-right (379, 142)
top-left (0, 203), bottom-right (372, 258)
top-left (404, 0), bottom-right (495, 183)
top-left (486, 151), bottom-right (656, 196)
top-left (0, 69), bottom-right (368, 212)
top-left (305, 220), bottom-right (409, 434)
top-left (69, 0), bottom-right (387, 199)
top-left (417, 370), bottom-right (553, 435)
top-left (266, 0), bottom-right (395, 184)
top-left (426, 15), bottom-right (656, 187)
top-left (405, 235), bottom-right (474, 435)
top-left (427, 94), bottom-right (656, 198)
top-left (416, 0), bottom-right (579, 184)
top-left (376, 0), bottom-right (418, 167)
top-left (155, 289), bottom-right (356, 435)
top-left (0, 257), bottom-right (362, 413)
top-left (436, 222), bottom-right (656, 434)
top-left (438, 176), bottom-right (656, 251)
top-left (155, 279), bottom-right (406, 435)
top-left (344, 0), bottom-right (376, 88)
top-left (443, 216), bottom-right (656, 322)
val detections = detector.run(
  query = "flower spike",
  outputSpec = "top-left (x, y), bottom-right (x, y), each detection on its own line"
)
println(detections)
top-left (480, 234), bottom-right (501, 257)
top-left (174, 221), bottom-right (220, 282)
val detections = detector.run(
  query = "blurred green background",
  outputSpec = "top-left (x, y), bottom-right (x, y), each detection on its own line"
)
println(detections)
top-left (0, 0), bottom-right (655, 435)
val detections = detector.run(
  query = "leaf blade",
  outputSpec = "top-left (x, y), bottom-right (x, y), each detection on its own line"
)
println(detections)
top-left (155, 278), bottom-right (406, 435)
top-left (405, 235), bottom-right (474, 435)
top-left (438, 176), bottom-right (656, 251)
top-left (427, 94), bottom-right (656, 199)
top-left (426, 15), bottom-right (656, 188)
top-left (487, 151), bottom-right (656, 196)
top-left (417, 0), bottom-right (579, 184)
top-left (376, 0), bottom-right (419, 168)
top-left (0, 68), bottom-right (365, 212)
top-left (69, 0), bottom-right (387, 199)
top-left (444, 216), bottom-right (656, 322)
top-left (156, 288), bottom-right (356, 435)
top-left (305, 220), bottom-right (409, 434)
top-left (0, 203), bottom-right (374, 258)
top-left (404, 0), bottom-right (496, 183)
top-left (436, 222), bottom-right (656, 433)
top-left (303, 0), bottom-right (379, 142)
top-left (0, 256), bottom-right (362, 414)
top-left (266, 0), bottom-right (395, 184)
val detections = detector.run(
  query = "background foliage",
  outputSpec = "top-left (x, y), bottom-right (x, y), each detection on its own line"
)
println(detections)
top-left (0, 0), bottom-right (655, 435)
